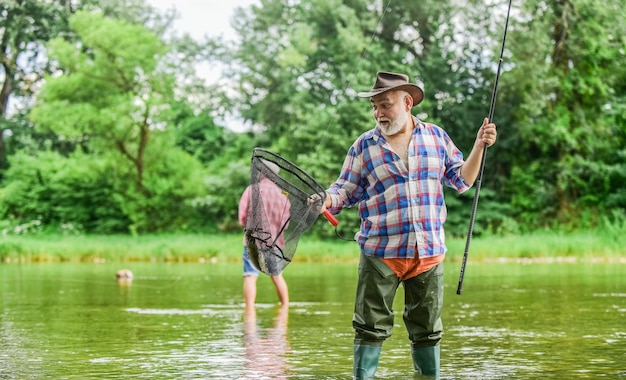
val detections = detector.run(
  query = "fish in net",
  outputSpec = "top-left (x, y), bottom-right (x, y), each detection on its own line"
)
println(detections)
top-left (242, 148), bottom-right (337, 275)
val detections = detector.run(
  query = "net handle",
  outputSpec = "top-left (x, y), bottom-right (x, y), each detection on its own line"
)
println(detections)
top-left (322, 209), bottom-right (338, 226)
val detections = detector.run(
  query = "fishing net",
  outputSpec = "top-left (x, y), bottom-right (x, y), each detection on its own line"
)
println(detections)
top-left (242, 148), bottom-right (336, 276)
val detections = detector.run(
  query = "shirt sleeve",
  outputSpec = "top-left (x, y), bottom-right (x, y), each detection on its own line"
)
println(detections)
top-left (326, 142), bottom-right (365, 214)
top-left (442, 132), bottom-right (471, 194)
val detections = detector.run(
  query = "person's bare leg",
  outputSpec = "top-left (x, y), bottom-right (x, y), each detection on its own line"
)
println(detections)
top-left (244, 275), bottom-right (258, 307)
top-left (271, 274), bottom-right (289, 306)
top-left (244, 301), bottom-right (256, 333)
top-left (274, 303), bottom-right (289, 328)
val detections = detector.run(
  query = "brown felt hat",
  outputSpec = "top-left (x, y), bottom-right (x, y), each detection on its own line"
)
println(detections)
top-left (357, 71), bottom-right (424, 107)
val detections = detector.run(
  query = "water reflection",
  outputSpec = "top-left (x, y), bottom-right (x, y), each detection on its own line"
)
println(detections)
top-left (1, 262), bottom-right (625, 379)
top-left (243, 304), bottom-right (291, 379)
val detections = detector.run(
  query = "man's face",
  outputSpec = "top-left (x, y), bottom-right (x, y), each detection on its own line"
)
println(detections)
top-left (370, 91), bottom-right (410, 137)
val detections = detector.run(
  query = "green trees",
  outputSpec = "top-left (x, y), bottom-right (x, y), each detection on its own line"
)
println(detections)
top-left (31, 11), bottom-right (173, 191)
top-left (2, 8), bottom-right (208, 234)
top-left (0, 0), bottom-right (624, 236)
top-left (1, 150), bottom-right (130, 234)
top-left (0, 0), bottom-right (89, 169)
top-left (503, 0), bottom-right (626, 228)
top-left (209, 0), bottom-right (626, 235)
top-left (210, 0), bottom-right (514, 236)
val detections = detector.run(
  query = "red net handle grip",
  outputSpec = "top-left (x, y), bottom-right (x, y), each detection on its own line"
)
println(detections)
top-left (322, 209), bottom-right (339, 227)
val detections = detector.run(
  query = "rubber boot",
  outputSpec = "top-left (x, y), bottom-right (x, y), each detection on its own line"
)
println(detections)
top-left (353, 344), bottom-right (382, 379)
top-left (411, 345), bottom-right (440, 379)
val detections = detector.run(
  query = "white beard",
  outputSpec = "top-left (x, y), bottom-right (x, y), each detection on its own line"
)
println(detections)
top-left (377, 111), bottom-right (408, 137)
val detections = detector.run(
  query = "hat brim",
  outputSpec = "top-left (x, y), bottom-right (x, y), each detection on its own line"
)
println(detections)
top-left (357, 84), bottom-right (424, 107)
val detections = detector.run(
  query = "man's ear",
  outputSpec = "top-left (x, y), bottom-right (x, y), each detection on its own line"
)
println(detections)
top-left (404, 94), bottom-right (413, 111)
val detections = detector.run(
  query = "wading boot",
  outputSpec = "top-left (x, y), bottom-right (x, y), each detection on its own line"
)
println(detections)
top-left (411, 344), bottom-right (440, 379)
top-left (353, 343), bottom-right (382, 379)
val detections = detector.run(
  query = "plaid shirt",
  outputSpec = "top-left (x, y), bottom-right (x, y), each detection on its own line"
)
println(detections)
top-left (239, 178), bottom-right (291, 247)
top-left (326, 117), bottom-right (471, 259)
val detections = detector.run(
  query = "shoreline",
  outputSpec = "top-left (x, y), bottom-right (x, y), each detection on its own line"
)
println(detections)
top-left (1, 231), bottom-right (625, 264)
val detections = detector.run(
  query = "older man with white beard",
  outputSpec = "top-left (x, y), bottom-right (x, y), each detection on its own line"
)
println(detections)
top-left (319, 71), bottom-right (497, 379)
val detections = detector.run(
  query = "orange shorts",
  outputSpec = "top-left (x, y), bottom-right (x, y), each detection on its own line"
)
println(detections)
top-left (382, 254), bottom-right (445, 281)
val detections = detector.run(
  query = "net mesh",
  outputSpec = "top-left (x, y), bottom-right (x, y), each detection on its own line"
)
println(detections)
top-left (243, 148), bottom-right (326, 275)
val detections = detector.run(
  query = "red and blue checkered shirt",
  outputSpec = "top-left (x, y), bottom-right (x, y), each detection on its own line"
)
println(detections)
top-left (239, 178), bottom-right (291, 248)
top-left (326, 117), bottom-right (471, 259)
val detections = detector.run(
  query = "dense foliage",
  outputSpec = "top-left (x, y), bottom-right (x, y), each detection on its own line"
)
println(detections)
top-left (0, 0), bottom-right (624, 236)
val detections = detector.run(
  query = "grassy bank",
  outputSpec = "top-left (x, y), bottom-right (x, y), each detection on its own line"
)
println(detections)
top-left (1, 230), bottom-right (625, 264)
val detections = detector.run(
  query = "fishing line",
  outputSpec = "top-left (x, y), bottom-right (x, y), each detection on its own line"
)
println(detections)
top-left (314, 0), bottom-right (393, 150)
top-left (306, 0), bottom-right (394, 239)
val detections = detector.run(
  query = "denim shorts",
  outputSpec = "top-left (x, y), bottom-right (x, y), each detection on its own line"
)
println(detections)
top-left (243, 246), bottom-right (259, 277)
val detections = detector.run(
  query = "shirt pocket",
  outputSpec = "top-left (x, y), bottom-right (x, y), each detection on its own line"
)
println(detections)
top-left (419, 154), bottom-right (444, 181)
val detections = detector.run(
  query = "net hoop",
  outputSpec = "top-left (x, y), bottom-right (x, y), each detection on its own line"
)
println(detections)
top-left (243, 148), bottom-right (328, 275)
top-left (252, 148), bottom-right (327, 199)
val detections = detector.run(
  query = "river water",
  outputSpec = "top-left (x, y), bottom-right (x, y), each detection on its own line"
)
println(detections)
top-left (1, 261), bottom-right (624, 379)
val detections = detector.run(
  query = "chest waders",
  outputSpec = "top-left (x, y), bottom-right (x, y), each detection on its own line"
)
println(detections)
top-left (352, 254), bottom-right (443, 379)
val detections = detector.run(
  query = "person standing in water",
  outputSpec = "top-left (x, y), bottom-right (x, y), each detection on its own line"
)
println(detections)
top-left (238, 160), bottom-right (290, 307)
top-left (320, 71), bottom-right (497, 378)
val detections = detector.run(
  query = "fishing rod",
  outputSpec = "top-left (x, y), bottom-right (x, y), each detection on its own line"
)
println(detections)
top-left (457, 0), bottom-right (513, 295)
